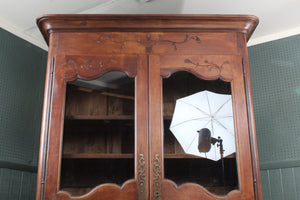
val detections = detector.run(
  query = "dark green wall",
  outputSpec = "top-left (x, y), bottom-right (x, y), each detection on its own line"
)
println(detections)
top-left (0, 28), bottom-right (47, 199)
top-left (249, 34), bottom-right (300, 200)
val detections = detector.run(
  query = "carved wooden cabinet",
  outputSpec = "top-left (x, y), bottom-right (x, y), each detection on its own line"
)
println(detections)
top-left (36, 15), bottom-right (262, 200)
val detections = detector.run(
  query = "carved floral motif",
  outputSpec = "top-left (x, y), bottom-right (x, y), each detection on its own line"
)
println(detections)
top-left (184, 59), bottom-right (229, 75)
top-left (138, 154), bottom-right (146, 200)
top-left (184, 59), bottom-right (230, 74)
top-left (56, 55), bottom-right (137, 81)
top-left (61, 57), bottom-right (115, 80)
top-left (153, 154), bottom-right (161, 200)
top-left (97, 34), bottom-right (201, 53)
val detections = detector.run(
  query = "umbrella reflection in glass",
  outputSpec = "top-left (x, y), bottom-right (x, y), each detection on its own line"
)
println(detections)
top-left (169, 90), bottom-right (235, 161)
top-left (197, 128), bottom-right (224, 159)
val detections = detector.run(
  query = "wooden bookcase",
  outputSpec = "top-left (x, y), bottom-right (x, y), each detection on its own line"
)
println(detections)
top-left (36, 15), bottom-right (262, 200)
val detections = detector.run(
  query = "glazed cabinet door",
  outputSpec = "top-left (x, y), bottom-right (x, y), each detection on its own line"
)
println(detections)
top-left (38, 54), bottom-right (149, 200)
top-left (149, 55), bottom-right (255, 200)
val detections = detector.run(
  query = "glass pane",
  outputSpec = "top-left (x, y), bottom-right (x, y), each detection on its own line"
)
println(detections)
top-left (163, 71), bottom-right (238, 195)
top-left (60, 71), bottom-right (135, 196)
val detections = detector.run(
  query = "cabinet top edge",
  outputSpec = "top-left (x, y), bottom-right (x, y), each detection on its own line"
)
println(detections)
top-left (37, 14), bottom-right (259, 46)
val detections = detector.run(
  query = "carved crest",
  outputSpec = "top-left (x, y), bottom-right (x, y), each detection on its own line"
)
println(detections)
top-left (97, 34), bottom-right (201, 53)
top-left (55, 55), bottom-right (137, 81)
top-left (184, 59), bottom-right (230, 75)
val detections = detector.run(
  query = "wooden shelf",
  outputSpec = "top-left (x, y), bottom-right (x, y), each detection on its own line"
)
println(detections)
top-left (65, 115), bottom-right (174, 120)
top-left (164, 153), bottom-right (236, 159)
top-left (163, 116), bottom-right (173, 120)
top-left (62, 153), bottom-right (235, 159)
top-left (165, 154), bottom-right (203, 159)
top-left (65, 115), bottom-right (134, 120)
top-left (62, 153), bottom-right (134, 159)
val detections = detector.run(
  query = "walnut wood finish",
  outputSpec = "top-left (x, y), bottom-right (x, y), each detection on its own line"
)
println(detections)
top-left (37, 15), bottom-right (258, 45)
top-left (151, 55), bottom-right (254, 200)
top-left (36, 15), bottom-right (261, 200)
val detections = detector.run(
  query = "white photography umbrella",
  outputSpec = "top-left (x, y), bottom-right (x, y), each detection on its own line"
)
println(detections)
top-left (169, 90), bottom-right (235, 161)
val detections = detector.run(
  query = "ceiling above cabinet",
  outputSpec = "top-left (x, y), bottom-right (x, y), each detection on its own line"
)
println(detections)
top-left (1, 0), bottom-right (300, 50)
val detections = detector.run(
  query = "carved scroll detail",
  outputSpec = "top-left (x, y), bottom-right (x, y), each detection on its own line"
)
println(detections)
top-left (153, 154), bottom-right (161, 200)
top-left (138, 154), bottom-right (146, 200)
top-left (56, 180), bottom-right (137, 200)
top-left (62, 57), bottom-right (114, 80)
top-left (184, 59), bottom-right (229, 75)
top-left (160, 35), bottom-right (201, 51)
top-left (97, 34), bottom-right (201, 53)
top-left (56, 55), bottom-right (138, 81)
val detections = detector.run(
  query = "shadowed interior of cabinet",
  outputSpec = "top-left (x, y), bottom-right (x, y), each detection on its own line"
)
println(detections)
top-left (59, 71), bottom-right (238, 197)
top-left (163, 71), bottom-right (238, 195)
top-left (60, 71), bottom-right (135, 196)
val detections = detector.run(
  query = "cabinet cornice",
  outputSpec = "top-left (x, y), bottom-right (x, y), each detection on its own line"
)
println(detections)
top-left (37, 14), bottom-right (258, 46)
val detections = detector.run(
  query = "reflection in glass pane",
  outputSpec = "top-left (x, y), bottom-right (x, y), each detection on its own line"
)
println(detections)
top-left (163, 71), bottom-right (238, 195)
top-left (60, 71), bottom-right (134, 196)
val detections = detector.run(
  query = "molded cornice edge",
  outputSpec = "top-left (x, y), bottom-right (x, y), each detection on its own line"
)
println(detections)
top-left (2, 15), bottom-right (300, 50)
top-left (36, 14), bottom-right (259, 46)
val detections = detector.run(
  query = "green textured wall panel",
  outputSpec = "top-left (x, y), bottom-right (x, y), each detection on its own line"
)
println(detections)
top-left (19, 171), bottom-right (37, 200)
top-left (0, 28), bottom-right (47, 199)
top-left (0, 28), bottom-right (47, 168)
top-left (260, 168), bottom-right (299, 200)
top-left (281, 168), bottom-right (297, 200)
top-left (249, 35), bottom-right (300, 168)
top-left (260, 170), bottom-right (271, 200)
top-left (249, 34), bottom-right (300, 200)
top-left (0, 168), bottom-right (22, 199)
top-left (0, 168), bottom-right (36, 200)
top-left (295, 167), bottom-right (300, 199)
top-left (268, 169), bottom-right (283, 200)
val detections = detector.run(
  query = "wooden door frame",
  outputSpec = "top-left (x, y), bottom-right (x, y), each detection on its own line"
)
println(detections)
top-left (148, 54), bottom-right (255, 200)
top-left (36, 54), bottom-right (149, 200)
